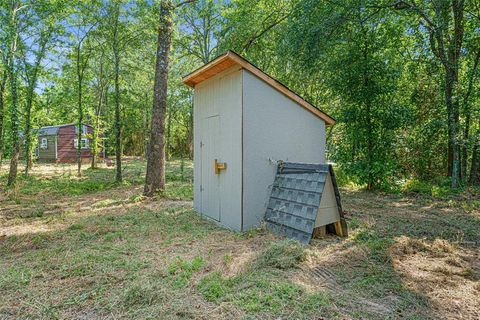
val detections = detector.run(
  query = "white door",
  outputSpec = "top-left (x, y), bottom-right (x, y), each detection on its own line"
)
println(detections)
top-left (200, 115), bottom-right (220, 221)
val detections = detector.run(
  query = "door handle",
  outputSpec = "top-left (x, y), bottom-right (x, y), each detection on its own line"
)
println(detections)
top-left (214, 159), bottom-right (226, 174)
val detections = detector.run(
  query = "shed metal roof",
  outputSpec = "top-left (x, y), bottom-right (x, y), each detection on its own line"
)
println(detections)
top-left (182, 51), bottom-right (335, 126)
top-left (265, 162), bottom-right (341, 244)
top-left (38, 123), bottom-right (89, 136)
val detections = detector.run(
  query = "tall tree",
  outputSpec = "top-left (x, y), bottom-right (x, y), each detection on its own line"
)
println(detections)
top-left (0, 67), bottom-right (7, 167)
top-left (394, 0), bottom-right (466, 188)
top-left (90, 50), bottom-right (109, 169)
top-left (144, 0), bottom-right (174, 196)
top-left (103, 0), bottom-right (139, 181)
top-left (22, 31), bottom-right (51, 174)
top-left (460, 48), bottom-right (480, 180)
top-left (111, 1), bottom-right (123, 182)
top-left (74, 26), bottom-right (94, 176)
top-left (176, 0), bottom-right (223, 64)
top-left (6, 1), bottom-right (23, 186)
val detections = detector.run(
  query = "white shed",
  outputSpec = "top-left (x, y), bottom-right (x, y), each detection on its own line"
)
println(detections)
top-left (182, 51), bottom-right (336, 232)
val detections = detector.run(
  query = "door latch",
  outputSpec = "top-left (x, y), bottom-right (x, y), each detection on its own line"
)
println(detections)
top-left (214, 159), bottom-right (226, 175)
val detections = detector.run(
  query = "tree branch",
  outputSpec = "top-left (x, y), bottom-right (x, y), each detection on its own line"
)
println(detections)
top-left (176, 0), bottom-right (196, 8)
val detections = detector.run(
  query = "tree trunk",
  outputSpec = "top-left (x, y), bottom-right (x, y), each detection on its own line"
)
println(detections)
top-left (7, 35), bottom-right (19, 186)
top-left (461, 48), bottom-right (480, 181)
top-left (144, 0), bottom-right (173, 196)
top-left (144, 92), bottom-right (150, 159)
top-left (91, 136), bottom-right (97, 169)
top-left (445, 67), bottom-right (460, 188)
top-left (75, 32), bottom-right (92, 177)
top-left (0, 71), bottom-right (7, 168)
top-left (24, 37), bottom-right (48, 176)
top-left (91, 86), bottom-right (104, 169)
top-left (24, 91), bottom-right (34, 173)
top-left (469, 139), bottom-right (480, 185)
top-left (76, 45), bottom-right (84, 177)
top-left (113, 4), bottom-right (122, 183)
top-left (166, 110), bottom-right (172, 161)
top-left (188, 97), bottom-right (193, 160)
top-left (461, 116), bottom-right (469, 180)
top-left (7, 4), bottom-right (19, 187)
top-left (361, 25), bottom-right (374, 190)
top-left (114, 46), bottom-right (122, 182)
top-left (448, 143), bottom-right (453, 177)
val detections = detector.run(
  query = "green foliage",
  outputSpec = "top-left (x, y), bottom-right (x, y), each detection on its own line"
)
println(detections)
top-left (402, 178), bottom-right (453, 197)
top-left (1, 0), bottom-right (479, 190)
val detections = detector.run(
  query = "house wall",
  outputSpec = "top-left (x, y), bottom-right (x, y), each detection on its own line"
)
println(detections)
top-left (242, 70), bottom-right (326, 230)
top-left (193, 65), bottom-right (243, 231)
top-left (56, 125), bottom-right (93, 163)
top-left (37, 135), bottom-right (57, 161)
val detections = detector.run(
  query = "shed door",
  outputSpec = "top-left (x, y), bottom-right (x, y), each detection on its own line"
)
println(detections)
top-left (200, 115), bottom-right (221, 221)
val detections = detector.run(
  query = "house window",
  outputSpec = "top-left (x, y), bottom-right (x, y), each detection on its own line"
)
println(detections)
top-left (74, 138), bottom-right (89, 149)
top-left (40, 137), bottom-right (48, 149)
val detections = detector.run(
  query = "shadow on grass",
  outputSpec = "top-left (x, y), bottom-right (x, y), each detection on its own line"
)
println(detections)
top-left (321, 189), bottom-right (480, 319)
top-left (0, 205), bottom-right (219, 319)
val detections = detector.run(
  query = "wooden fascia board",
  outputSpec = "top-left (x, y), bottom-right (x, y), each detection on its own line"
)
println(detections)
top-left (182, 54), bottom-right (231, 87)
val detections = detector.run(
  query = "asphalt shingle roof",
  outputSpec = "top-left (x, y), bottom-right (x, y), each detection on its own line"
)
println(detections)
top-left (38, 123), bottom-right (86, 136)
top-left (265, 162), bottom-right (337, 244)
top-left (38, 125), bottom-right (62, 136)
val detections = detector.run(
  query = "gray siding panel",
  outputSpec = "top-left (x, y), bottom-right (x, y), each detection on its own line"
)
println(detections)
top-left (242, 70), bottom-right (326, 230)
top-left (193, 65), bottom-right (243, 231)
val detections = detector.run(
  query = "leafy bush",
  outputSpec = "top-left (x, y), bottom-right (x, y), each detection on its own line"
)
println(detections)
top-left (402, 178), bottom-right (454, 197)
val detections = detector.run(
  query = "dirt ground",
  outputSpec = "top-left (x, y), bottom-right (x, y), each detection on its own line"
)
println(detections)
top-left (1, 162), bottom-right (479, 319)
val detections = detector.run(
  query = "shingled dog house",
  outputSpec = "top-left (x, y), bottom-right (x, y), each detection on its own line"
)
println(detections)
top-left (183, 51), bottom-right (346, 240)
top-left (265, 162), bottom-right (347, 244)
top-left (36, 123), bottom-right (101, 163)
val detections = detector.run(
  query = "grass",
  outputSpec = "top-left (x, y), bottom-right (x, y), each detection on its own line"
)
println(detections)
top-left (1, 159), bottom-right (479, 319)
top-left (0, 158), bottom-right (192, 199)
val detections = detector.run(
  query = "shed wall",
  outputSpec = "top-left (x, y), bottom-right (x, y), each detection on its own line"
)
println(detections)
top-left (57, 125), bottom-right (93, 162)
top-left (38, 135), bottom-right (57, 160)
top-left (242, 70), bottom-right (326, 230)
top-left (193, 66), bottom-right (243, 230)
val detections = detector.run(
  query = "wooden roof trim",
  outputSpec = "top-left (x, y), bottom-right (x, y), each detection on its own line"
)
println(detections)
top-left (182, 51), bottom-right (336, 126)
top-left (182, 54), bottom-right (232, 87)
